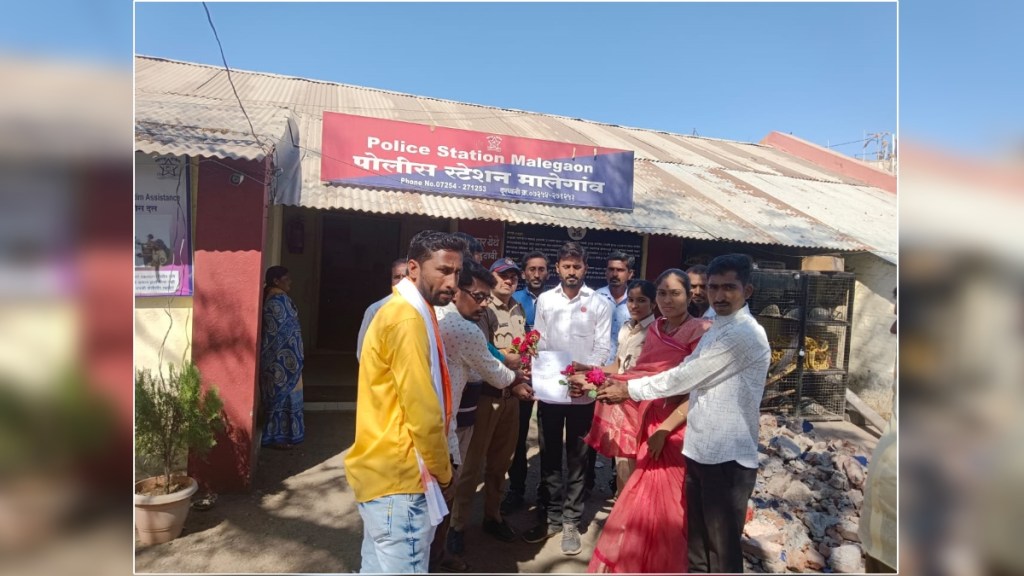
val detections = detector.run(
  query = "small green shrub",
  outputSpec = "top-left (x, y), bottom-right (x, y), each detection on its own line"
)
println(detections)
top-left (135, 362), bottom-right (223, 494)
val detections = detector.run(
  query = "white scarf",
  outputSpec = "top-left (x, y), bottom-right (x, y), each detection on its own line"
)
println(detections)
top-left (395, 278), bottom-right (446, 411)
top-left (394, 277), bottom-right (449, 526)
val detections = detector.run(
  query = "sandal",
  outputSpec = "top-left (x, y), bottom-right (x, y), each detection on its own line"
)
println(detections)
top-left (192, 492), bottom-right (218, 511)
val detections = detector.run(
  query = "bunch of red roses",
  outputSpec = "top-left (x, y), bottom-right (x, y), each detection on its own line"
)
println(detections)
top-left (559, 364), bottom-right (606, 399)
top-left (509, 329), bottom-right (541, 368)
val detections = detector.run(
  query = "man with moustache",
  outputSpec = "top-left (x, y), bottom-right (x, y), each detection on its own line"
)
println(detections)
top-left (686, 264), bottom-right (715, 319)
top-left (345, 230), bottom-right (465, 573)
top-left (522, 242), bottom-right (613, 556)
top-left (502, 251), bottom-right (551, 513)
top-left (595, 250), bottom-right (635, 363)
top-left (431, 259), bottom-right (532, 573)
top-left (449, 257), bottom-right (532, 550)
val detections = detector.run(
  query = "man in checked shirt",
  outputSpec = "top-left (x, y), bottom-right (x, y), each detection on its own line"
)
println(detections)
top-left (596, 253), bottom-right (771, 573)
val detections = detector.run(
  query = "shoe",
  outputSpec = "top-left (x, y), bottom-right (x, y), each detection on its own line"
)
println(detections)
top-left (561, 523), bottom-right (582, 555)
top-left (522, 522), bottom-right (560, 544)
top-left (501, 491), bottom-right (525, 514)
top-left (482, 517), bottom-right (517, 542)
top-left (446, 528), bottom-right (464, 555)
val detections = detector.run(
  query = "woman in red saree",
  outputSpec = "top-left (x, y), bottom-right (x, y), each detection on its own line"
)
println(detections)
top-left (585, 269), bottom-right (711, 574)
top-left (583, 279), bottom-right (657, 495)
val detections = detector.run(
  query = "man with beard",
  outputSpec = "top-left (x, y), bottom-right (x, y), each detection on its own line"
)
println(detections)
top-left (345, 230), bottom-right (465, 573)
top-left (502, 251), bottom-right (550, 514)
top-left (522, 242), bottom-right (613, 556)
top-left (686, 264), bottom-right (715, 319)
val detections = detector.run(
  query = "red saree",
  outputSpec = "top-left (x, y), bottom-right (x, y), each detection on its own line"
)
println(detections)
top-left (588, 315), bottom-right (710, 574)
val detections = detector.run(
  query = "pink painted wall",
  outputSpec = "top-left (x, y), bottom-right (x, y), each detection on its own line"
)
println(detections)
top-left (760, 131), bottom-right (896, 194)
top-left (189, 157), bottom-right (267, 493)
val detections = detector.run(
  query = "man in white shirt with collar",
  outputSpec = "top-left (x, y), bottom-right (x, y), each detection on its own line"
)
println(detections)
top-left (522, 241), bottom-right (613, 556)
top-left (596, 253), bottom-right (770, 573)
top-left (595, 250), bottom-right (635, 363)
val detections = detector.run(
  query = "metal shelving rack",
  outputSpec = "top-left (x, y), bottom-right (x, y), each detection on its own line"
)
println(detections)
top-left (748, 269), bottom-right (856, 420)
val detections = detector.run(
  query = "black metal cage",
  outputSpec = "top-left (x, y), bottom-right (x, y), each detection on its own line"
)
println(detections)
top-left (749, 269), bottom-right (856, 420)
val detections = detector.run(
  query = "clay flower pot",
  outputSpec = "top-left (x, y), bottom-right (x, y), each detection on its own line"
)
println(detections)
top-left (134, 475), bottom-right (198, 545)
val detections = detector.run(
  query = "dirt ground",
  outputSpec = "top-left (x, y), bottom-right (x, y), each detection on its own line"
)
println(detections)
top-left (134, 409), bottom-right (877, 573)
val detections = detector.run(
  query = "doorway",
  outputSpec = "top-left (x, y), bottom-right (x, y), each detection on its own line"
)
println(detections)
top-left (316, 213), bottom-right (403, 352)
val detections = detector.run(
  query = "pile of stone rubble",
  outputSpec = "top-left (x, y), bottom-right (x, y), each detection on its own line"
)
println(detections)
top-left (742, 415), bottom-right (871, 573)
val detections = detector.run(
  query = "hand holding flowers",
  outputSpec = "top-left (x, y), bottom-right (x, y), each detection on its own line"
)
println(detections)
top-left (508, 329), bottom-right (542, 368)
top-left (559, 364), bottom-right (608, 399)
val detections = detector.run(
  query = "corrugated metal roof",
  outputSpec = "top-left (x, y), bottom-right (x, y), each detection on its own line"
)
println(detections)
top-left (135, 55), bottom-right (896, 260)
top-left (135, 97), bottom-right (294, 161)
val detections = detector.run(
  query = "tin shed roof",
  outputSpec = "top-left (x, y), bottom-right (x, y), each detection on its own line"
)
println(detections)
top-left (135, 56), bottom-right (896, 262)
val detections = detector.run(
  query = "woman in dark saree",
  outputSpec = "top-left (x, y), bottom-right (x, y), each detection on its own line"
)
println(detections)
top-left (260, 266), bottom-right (305, 448)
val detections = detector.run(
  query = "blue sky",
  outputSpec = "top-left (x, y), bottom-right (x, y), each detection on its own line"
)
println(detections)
top-left (2, 1), bottom-right (1020, 157)
top-left (129, 2), bottom-right (896, 158)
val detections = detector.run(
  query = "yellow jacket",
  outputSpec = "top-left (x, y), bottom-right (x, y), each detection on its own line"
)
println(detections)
top-left (344, 293), bottom-right (453, 503)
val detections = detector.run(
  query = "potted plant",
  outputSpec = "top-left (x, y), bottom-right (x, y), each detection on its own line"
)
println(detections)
top-left (134, 361), bottom-right (223, 545)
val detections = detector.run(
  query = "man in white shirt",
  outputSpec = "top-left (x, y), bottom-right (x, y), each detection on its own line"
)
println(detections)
top-left (431, 258), bottom-right (531, 573)
top-left (522, 242), bottom-right (613, 556)
top-left (355, 258), bottom-right (408, 361)
top-left (596, 253), bottom-right (770, 573)
top-left (595, 250), bottom-right (635, 363)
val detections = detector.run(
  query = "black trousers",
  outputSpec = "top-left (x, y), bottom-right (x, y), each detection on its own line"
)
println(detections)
top-left (684, 457), bottom-right (758, 573)
top-left (537, 401), bottom-right (595, 527)
top-left (507, 399), bottom-right (534, 497)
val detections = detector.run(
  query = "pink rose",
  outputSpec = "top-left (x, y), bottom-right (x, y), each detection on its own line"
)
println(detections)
top-left (585, 368), bottom-right (607, 386)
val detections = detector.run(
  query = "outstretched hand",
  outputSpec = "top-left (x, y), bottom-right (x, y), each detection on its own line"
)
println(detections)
top-left (504, 351), bottom-right (523, 370)
top-left (512, 382), bottom-right (535, 401)
top-left (595, 379), bottom-right (631, 404)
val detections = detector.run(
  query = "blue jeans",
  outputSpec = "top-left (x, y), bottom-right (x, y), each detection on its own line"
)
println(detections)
top-left (358, 493), bottom-right (434, 573)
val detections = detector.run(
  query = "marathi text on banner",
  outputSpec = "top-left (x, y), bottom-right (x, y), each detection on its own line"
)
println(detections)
top-left (321, 112), bottom-right (634, 211)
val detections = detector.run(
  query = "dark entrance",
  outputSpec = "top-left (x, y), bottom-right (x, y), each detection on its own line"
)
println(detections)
top-left (316, 213), bottom-right (403, 352)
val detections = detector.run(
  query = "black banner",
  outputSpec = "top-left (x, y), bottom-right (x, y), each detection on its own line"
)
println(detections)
top-left (503, 224), bottom-right (643, 289)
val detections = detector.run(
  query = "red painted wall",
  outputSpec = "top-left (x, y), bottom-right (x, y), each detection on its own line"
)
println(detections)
top-left (644, 235), bottom-right (684, 280)
top-left (189, 157), bottom-right (267, 492)
top-left (83, 165), bottom-right (135, 489)
top-left (760, 131), bottom-right (896, 194)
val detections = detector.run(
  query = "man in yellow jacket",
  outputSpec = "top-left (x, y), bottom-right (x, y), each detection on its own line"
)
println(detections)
top-left (345, 230), bottom-right (466, 573)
